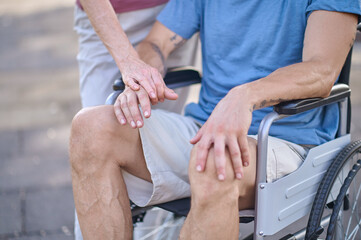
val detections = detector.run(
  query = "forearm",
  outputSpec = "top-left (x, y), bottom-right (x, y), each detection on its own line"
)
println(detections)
top-left (233, 11), bottom-right (357, 112)
top-left (79, 0), bottom-right (138, 71)
top-left (136, 21), bottom-right (187, 76)
top-left (235, 60), bottom-right (341, 112)
top-left (136, 41), bottom-right (167, 76)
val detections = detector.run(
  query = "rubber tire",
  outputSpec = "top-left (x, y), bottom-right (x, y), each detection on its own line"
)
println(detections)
top-left (305, 140), bottom-right (361, 239)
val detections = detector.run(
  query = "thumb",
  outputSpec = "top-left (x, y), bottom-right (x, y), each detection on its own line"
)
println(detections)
top-left (164, 87), bottom-right (178, 100)
top-left (124, 76), bottom-right (140, 91)
top-left (190, 130), bottom-right (202, 144)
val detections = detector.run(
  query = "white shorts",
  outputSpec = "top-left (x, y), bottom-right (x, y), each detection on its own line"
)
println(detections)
top-left (123, 109), bottom-right (307, 207)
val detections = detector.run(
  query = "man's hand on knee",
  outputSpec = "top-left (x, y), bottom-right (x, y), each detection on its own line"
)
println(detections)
top-left (190, 88), bottom-right (252, 181)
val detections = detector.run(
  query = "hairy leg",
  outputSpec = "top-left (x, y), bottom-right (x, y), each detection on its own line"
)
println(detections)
top-left (70, 105), bottom-right (151, 240)
top-left (180, 138), bottom-right (257, 240)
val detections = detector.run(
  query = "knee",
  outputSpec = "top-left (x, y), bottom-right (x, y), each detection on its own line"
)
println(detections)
top-left (70, 107), bottom-right (94, 147)
top-left (189, 138), bottom-right (258, 207)
top-left (188, 148), bottom-right (239, 208)
top-left (70, 106), bottom-right (110, 151)
top-left (69, 106), bottom-right (124, 172)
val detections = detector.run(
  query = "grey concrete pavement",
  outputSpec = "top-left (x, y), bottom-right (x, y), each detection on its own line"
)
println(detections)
top-left (0, 2), bottom-right (361, 240)
top-left (0, 2), bottom-right (78, 239)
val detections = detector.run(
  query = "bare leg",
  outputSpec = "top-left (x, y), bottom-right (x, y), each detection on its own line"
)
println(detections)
top-left (180, 138), bottom-right (257, 240)
top-left (69, 105), bottom-right (151, 240)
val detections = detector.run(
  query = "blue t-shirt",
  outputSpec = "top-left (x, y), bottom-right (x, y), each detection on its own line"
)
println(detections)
top-left (158, 0), bottom-right (361, 145)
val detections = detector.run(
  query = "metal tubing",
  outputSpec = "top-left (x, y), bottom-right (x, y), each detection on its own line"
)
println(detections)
top-left (338, 99), bottom-right (348, 137)
top-left (256, 112), bottom-right (283, 183)
top-left (254, 111), bottom-right (283, 240)
top-left (105, 90), bottom-right (122, 105)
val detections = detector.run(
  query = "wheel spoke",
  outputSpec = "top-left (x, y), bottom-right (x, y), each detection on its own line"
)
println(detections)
top-left (336, 211), bottom-right (346, 239)
top-left (306, 141), bottom-right (361, 240)
top-left (346, 219), bottom-right (361, 240)
top-left (346, 159), bottom-right (361, 236)
top-left (349, 185), bottom-right (361, 232)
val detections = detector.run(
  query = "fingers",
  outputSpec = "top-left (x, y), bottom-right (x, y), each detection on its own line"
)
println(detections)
top-left (194, 135), bottom-right (211, 173)
top-left (125, 75), bottom-right (158, 103)
top-left (123, 67), bottom-right (169, 104)
top-left (115, 88), bottom-right (150, 129)
top-left (190, 130), bottom-right (202, 144)
top-left (151, 69), bottom-right (165, 102)
top-left (118, 94), bottom-right (137, 128)
top-left (114, 96), bottom-right (126, 125)
top-left (164, 86), bottom-right (178, 100)
top-left (123, 67), bottom-right (177, 106)
top-left (193, 131), bottom-right (248, 182)
top-left (214, 137), bottom-right (226, 181)
top-left (126, 91), bottom-right (144, 128)
top-left (140, 76), bottom-right (158, 101)
top-left (238, 136), bottom-right (250, 167)
top-left (227, 138), bottom-right (243, 180)
top-left (114, 90), bottom-right (142, 128)
top-left (137, 89), bottom-right (152, 119)
top-left (123, 77), bottom-right (140, 91)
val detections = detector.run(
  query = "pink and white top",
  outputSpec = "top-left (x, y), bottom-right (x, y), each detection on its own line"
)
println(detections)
top-left (76, 0), bottom-right (169, 14)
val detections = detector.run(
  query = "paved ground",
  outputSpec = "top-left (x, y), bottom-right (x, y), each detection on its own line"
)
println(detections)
top-left (0, 3), bottom-right (361, 240)
top-left (0, 2), bottom-right (78, 239)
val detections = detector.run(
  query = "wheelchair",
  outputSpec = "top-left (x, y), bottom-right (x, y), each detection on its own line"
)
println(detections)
top-left (105, 29), bottom-right (361, 240)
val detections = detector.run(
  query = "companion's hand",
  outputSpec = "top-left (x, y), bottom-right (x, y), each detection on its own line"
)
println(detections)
top-left (120, 55), bottom-right (177, 105)
top-left (114, 86), bottom-right (178, 128)
top-left (190, 87), bottom-right (252, 181)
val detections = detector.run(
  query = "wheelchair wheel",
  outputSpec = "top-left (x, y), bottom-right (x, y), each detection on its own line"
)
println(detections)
top-left (305, 140), bottom-right (361, 240)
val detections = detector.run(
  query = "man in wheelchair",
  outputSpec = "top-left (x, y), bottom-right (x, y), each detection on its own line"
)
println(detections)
top-left (69, 0), bottom-right (361, 239)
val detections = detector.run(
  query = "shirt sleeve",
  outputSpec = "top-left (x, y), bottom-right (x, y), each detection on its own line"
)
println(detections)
top-left (157, 0), bottom-right (201, 39)
top-left (306, 0), bottom-right (361, 22)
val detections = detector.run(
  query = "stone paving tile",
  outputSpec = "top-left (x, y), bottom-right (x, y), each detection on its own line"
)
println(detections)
top-left (0, 125), bottom-right (72, 192)
top-left (25, 187), bottom-right (74, 233)
top-left (22, 125), bottom-right (70, 159)
top-left (0, 193), bottom-right (22, 235)
top-left (0, 155), bottom-right (71, 192)
top-left (0, 7), bottom-right (77, 72)
top-left (0, 131), bottom-right (20, 160)
top-left (8, 233), bottom-right (73, 240)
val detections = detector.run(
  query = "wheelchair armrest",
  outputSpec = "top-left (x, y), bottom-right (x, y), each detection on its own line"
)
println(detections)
top-left (163, 67), bottom-right (202, 88)
top-left (273, 84), bottom-right (350, 115)
top-left (112, 67), bottom-right (201, 91)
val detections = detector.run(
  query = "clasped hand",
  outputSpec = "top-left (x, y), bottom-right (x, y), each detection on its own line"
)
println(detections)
top-left (120, 56), bottom-right (174, 104)
top-left (114, 85), bottom-right (177, 128)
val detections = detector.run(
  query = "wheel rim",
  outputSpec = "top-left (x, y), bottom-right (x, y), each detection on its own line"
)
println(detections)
top-left (306, 141), bottom-right (361, 240)
top-left (326, 152), bottom-right (361, 239)
top-left (328, 160), bottom-right (361, 240)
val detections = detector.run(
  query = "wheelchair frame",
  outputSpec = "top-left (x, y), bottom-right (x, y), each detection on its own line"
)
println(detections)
top-left (105, 32), bottom-right (361, 240)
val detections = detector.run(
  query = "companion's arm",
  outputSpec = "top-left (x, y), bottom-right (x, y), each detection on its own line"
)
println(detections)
top-left (79, 0), bottom-right (167, 101)
top-left (113, 21), bottom-right (189, 127)
top-left (136, 21), bottom-right (188, 76)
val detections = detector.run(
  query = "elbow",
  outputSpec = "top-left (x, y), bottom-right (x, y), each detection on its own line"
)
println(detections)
top-left (313, 62), bottom-right (339, 99)
top-left (319, 78), bottom-right (334, 99)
